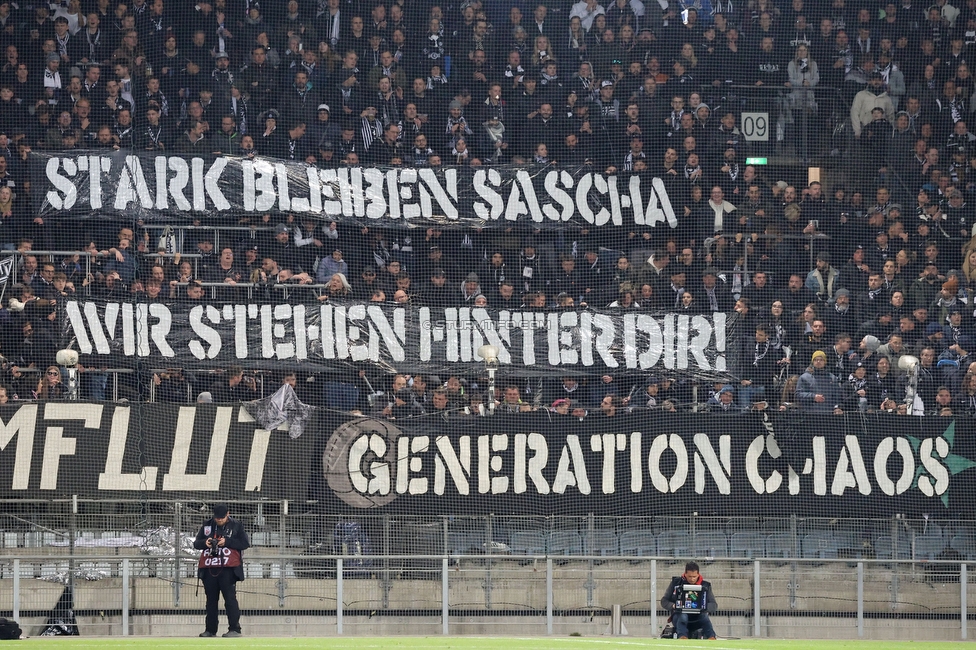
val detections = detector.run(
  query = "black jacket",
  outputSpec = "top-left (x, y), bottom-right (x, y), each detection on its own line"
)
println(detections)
top-left (661, 574), bottom-right (718, 613)
top-left (194, 516), bottom-right (250, 582)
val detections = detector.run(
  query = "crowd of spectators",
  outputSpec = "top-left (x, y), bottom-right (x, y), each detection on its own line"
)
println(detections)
top-left (0, 0), bottom-right (976, 415)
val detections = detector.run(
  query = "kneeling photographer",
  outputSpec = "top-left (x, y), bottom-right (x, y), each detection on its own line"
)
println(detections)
top-left (661, 561), bottom-right (718, 640)
top-left (194, 504), bottom-right (250, 638)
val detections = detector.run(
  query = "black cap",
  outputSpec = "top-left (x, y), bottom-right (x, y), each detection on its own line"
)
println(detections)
top-left (213, 504), bottom-right (229, 518)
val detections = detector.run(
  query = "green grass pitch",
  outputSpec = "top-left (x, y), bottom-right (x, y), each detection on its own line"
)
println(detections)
top-left (11, 638), bottom-right (965, 649)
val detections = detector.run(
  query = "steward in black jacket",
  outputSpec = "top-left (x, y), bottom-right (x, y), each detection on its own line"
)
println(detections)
top-left (193, 504), bottom-right (250, 637)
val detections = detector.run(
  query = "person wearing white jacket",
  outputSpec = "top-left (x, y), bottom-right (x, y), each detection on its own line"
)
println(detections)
top-left (570, 0), bottom-right (607, 31)
top-left (936, 0), bottom-right (960, 26)
top-left (787, 45), bottom-right (819, 111)
top-left (851, 72), bottom-right (894, 137)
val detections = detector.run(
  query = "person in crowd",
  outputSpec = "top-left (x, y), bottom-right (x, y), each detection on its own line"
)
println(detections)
top-left (738, 323), bottom-right (789, 408)
top-left (797, 350), bottom-right (845, 414)
top-left (35, 364), bottom-right (66, 399)
top-left (497, 385), bottom-right (535, 413)
top-left (704, 384), bottom-right (742, 414)
top-left (209, 366), bottom-right (258, 402)
top-left (10, 0), bottom-right (976, 417)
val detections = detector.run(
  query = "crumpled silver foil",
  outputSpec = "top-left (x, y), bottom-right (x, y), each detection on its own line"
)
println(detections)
top-left (140, 526), bottom-right (197, 557)
top-left (37, 568), bottom-right (109, 584)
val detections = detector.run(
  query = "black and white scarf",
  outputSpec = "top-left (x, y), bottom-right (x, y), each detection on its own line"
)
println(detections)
top-left (712, 0), bottom-right (734, 15)
top-left (424, 32), bottom-right (444, 59)
top-left (427, 73), bottom-right (448, 89)
top-left (114, 124), bottom-right (132, 143)
top-left (412, 146), bottom-right (433, 164)
top-left (377, 92), bottom-right (401, 126)
top-left (56, 33), bottom-right (70, 57)
top-left (724, 161), bottom-right (740, 181)
top-left (599, 99), bottom-right (619, 118)
top-left (623, 151), bottom-right (646, 171)
top-left (147, 90), bottom-right (169, 116)
top-left (848, 373), bottom-right (868, 393)
top-left (144, 123), bottom-right (163, 148)
top-left (949, 97), bottom-right (967, 124)
top-left (446, 115), bottom-right (472, 137)
top-left (230, 95), bottom-right (248, 134)
top-left (44, 69), bottom-right (62, 89)
top-left (85, 28), bottom-right (101, 58)
top-left (339, 67), bottom-right (358, 100)
top-left (360, 116), bottom-right (382, 151)
top-left (753, 340), bottom-right (769, 367)
top-left (668, 109), bottom-right (685, 131)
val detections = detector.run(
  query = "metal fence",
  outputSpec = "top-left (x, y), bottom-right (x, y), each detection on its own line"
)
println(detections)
top-left (2, 500), bottom-right (974, 562)
top-left (0, 555), bottom-right (970, 639)
top-left (0, 500), bottom-right (973, 638)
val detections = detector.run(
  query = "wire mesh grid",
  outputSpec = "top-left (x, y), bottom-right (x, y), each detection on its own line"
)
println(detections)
top-left (447, 558), bottom-right (548, 634)
top-left (0, 555), bottom-right (971, 638)
top-left (0, 503), bottom-right (972, 638)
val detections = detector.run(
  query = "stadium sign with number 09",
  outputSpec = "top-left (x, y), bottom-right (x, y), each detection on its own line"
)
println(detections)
top-left (741, 112), bottom-right (770, 142)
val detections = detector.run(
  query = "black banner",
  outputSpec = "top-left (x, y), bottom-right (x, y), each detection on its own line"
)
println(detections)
top-left (2, 403), bottom-right (975, 518)
top-left (0, 402), bottom-right (313, 501)
top-left (63, 299), bottom-right (739, 378)
top-left (316, 410), bottom-right (976, 517)
top-left (31, 151), bottom-right (678, 228)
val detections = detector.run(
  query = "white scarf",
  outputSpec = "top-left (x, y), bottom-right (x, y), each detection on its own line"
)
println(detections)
top-left (709, 199), bottom-right (735, 234)
top-left (483, 120), bottom-right (505, 143)
top-left (44, 69), bottom-right (62, 89)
